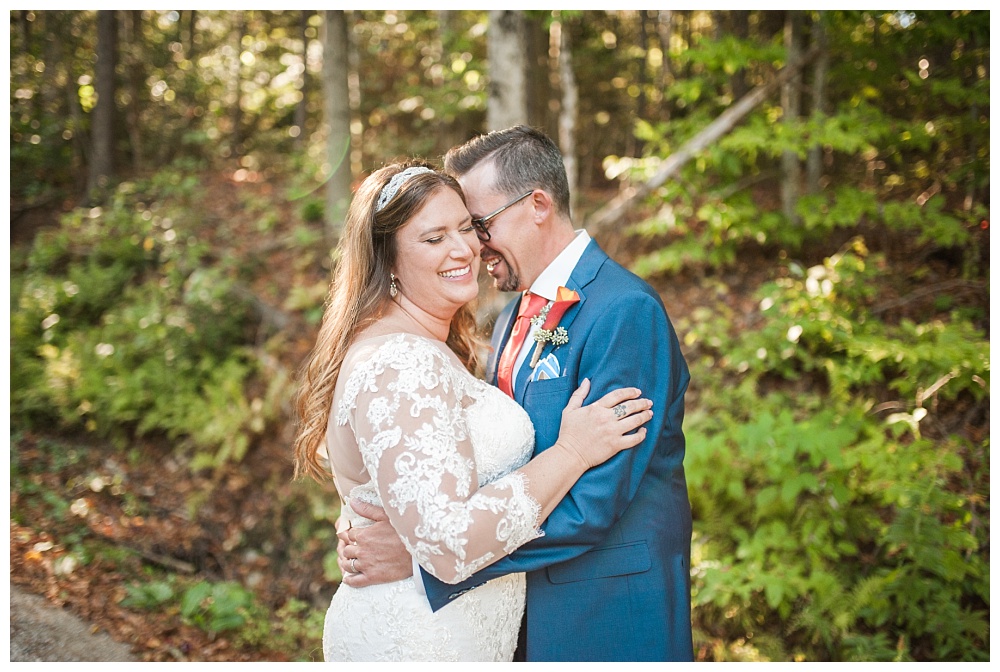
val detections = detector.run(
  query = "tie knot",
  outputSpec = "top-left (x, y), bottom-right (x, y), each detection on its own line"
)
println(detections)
top-left (518, 292), bottom-right (549, 319)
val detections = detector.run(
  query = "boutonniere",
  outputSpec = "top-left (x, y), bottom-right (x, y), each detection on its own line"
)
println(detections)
top-left (528, 286), bottom-right (580, 368)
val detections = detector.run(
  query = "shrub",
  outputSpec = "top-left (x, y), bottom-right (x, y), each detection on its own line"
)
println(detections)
top-left (10, 166), bottom-right (274, 468)
top-left (684, 239), bottom-right (989, 661)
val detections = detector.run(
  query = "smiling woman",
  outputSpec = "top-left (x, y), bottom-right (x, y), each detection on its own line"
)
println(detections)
top-left (390, 184), bottom-right (481, 327)
top-left (290, 161), bottom-right (653, 661)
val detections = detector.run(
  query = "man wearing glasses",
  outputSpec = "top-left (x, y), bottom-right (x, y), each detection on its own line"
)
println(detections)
top-left (340, 126), bottom-right (693, 662)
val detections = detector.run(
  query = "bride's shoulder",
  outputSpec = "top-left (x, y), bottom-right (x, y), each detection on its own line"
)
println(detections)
top-left (345, 332), bottom-right (455, 373)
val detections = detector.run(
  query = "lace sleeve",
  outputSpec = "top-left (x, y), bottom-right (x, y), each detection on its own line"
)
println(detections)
top-left (343, 336), bottom-right (542, 584)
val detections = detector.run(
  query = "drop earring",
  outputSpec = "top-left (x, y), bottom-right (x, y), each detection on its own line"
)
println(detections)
top-left (389, 273), bottom-right (398, 298)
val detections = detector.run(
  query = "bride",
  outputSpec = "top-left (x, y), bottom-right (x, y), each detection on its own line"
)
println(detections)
top-left (293, 162), bottom-right (652, 661)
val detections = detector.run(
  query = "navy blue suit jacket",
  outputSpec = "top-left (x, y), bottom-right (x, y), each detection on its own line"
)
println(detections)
top-left (422, 239), bottom-right (693, 661)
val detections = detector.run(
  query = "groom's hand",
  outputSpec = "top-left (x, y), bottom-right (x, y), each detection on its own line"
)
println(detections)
top-left (337, 498), bottom-right (414, 588)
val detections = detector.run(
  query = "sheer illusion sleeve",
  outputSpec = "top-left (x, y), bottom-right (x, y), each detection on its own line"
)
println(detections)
top-left (337, 335), bottom-right (543, 584)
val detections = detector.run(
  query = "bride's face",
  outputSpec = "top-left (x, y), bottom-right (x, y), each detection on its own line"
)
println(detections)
top-left (391, 187), bottom-right (481, 319)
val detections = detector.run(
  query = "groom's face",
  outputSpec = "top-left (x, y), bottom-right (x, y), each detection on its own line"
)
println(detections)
top-left (458, 162), bottom-right (536, 293)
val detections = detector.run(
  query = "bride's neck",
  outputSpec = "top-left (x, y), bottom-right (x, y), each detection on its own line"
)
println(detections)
top-left (385, 296), bottom-right (451, 342)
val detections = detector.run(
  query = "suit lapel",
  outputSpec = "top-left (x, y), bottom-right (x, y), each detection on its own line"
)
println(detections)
top-left (487, 296), bottom-right (520, 387)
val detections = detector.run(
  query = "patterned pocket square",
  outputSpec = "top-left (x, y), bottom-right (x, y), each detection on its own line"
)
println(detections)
top-left (531, 352), bottom-right (561, 381)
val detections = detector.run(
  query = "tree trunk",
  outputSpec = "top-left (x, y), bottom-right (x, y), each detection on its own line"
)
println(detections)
top-left (657, 10), bottom-right (673, 121)
top-left (657, 10), bottom-right (673, 87)
top-left (780, 10), bottom-right (804, 223)
top-left (87, 10), bottom-right (117, 202)
top-left (487, 10), bottom-right (528, 131)
top-left (806, 12), bottom-right (830, 194)
top-left (629, 11), bottom-right (649, 157)
top-left (230, 12), bottom-right (245, 156)
top-left (322, 10), bottom-right (353, 243)
top-left (346, 13), bottom-right (362, 179)
top-left (524, 12), bottom-right (550, 133)
top-left (186, 10), bottom-right (197, 59)
top-left (728, 10), bottom-right (751, 102)
top-left (584, 45), bottom-right (820, 233)
top-left (294, 10), bottom-right (312, 149)
top-left (122, 11), bottom-right (143, 174)
top-left (17, 9), bottom-right (31, 47)
top-left (553, 18), bottom-right (579, 218)
top-left (40, 12), bottom-right (64, 123)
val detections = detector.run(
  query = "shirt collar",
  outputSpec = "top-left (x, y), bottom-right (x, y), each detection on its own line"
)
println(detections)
top-left (527, 229), bottom-right (591, 301)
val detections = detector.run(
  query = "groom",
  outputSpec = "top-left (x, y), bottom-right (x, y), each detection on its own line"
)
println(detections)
top-left (339, 125), bottom-right (693, 662)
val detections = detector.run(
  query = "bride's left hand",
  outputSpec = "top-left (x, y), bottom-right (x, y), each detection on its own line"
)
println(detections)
top-left (337, 498), bottom-right (414, 588)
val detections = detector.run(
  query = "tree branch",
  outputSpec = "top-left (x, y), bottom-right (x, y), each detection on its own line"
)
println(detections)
top-left (584, 45), bottom-right (821, 234)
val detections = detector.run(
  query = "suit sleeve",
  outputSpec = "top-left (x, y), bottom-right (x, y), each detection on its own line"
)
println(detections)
top-left (422, 289), bottom-right (689, 609)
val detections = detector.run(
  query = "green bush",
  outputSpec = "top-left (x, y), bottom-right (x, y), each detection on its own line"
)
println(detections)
top-left (684, 240), bottom-right (989, 661)
top-left (10, 167), bottom-right (274, 468)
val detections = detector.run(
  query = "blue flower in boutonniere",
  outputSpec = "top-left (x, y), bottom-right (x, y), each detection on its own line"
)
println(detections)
top-left (528, 286), bottom-right (580, 368)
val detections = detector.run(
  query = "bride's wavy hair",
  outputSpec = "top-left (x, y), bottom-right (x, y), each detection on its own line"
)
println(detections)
top-left (293, 161), bottom-right (484, 482)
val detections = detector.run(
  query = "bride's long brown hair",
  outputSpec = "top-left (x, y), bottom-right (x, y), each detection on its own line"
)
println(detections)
top-left (293, 161), bottom-right (483, 482)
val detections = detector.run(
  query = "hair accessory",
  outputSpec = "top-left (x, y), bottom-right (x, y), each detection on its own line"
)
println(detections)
top-left (389, 273), bottom-right (398, 298)
top-left (376, 166), bottom-right (434, 212)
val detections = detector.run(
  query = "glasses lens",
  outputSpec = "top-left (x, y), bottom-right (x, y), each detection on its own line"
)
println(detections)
top-left (471, 220), bottom-right (490, 241)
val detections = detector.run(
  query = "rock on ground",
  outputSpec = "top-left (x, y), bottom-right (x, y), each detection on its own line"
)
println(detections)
top-left (9, 583), bottom-right (138, 662)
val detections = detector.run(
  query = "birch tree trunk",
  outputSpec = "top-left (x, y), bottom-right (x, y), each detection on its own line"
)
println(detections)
top-left (487, 10), bottom-right (528, 131)
top-left (322, 10), bottom-right (352, 243)
top-left (553, 19), bottom-right (579, 217)
top-left (87, 10), bottom-right (116, 202)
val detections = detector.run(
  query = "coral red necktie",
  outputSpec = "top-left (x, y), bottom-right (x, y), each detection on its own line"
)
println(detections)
top-left (497, 292), bottom-right (548, 398)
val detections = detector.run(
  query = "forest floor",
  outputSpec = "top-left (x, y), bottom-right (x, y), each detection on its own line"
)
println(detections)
top-left (11, 167), bottom-right (949, 662)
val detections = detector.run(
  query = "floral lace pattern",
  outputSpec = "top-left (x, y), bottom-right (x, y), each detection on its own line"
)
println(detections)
top-left (323, 333), bottom-right (538, 661)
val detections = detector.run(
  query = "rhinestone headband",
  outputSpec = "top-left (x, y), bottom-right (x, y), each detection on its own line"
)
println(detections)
top-left (375, 166), bottom-right (434, 212)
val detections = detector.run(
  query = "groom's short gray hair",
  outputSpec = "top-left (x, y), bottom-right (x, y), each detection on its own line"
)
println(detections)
top-left (443, 125), bottom-right (572, 219)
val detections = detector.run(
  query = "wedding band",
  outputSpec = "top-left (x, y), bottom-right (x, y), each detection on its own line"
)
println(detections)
top-left (351, 558), bottom-right (359, 574)
top-left (613, 403), bottom-right (627, 419)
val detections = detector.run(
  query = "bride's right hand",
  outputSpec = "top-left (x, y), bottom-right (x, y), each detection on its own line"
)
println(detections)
top-left (556, 379), bottom-right (653, 470)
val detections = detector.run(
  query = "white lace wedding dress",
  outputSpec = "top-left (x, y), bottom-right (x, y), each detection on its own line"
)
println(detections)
top-left (322, 333), bottom-right (541, 661)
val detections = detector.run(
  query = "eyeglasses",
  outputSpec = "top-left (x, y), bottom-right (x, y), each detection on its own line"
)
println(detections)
top-left (470, 190), bottom-right (533, 242)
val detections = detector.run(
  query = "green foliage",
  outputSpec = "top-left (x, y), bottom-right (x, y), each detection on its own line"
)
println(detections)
top-left (121, 580), bottom-right (177, 609)
top-left (684, 240), bottom-right (989, 661)
top-left (122, 577), bottom-right (269, 636)
top-left (10, 165), bottom-right (276, 468)
top-left (232, 596), bottom-right (326, 660)
top-left (298, 198), bottom-right (325, 224)
top-left (180, 580), bottom-right (258, 633)
top-left (625, 11), bottom-right (987, 281)
top-left (9, 9), bottom-right (988, 663)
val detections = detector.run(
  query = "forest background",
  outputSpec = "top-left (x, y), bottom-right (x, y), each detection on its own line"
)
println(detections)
top-left (7, 8), bottom-right (990, 662)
